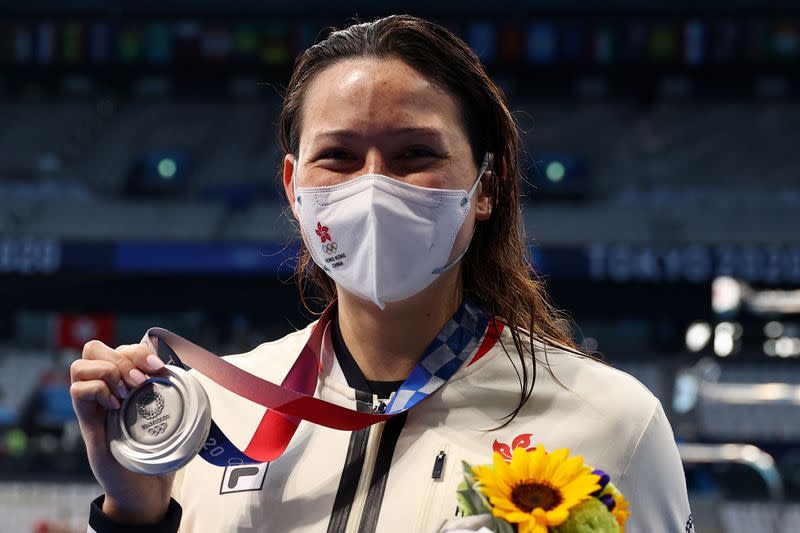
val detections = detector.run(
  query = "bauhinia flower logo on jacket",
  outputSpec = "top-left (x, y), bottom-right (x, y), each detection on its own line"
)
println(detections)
top-left (493, 433), bottom-right (536, 461)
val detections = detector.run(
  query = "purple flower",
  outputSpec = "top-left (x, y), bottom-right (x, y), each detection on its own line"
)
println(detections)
top-left (591, 469), bottom-right (610, 496)
top-left (599, 493), bottom-right (616, 511)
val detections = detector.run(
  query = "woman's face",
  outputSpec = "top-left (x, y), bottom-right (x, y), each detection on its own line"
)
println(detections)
top-left (282, 56), bottom-right (492, 258)
top-left (287, 57), bottom-right (479, 186)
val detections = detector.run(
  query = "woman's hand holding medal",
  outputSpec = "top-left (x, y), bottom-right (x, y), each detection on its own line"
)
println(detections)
top-left (69, 340), bottom-right (175, 524)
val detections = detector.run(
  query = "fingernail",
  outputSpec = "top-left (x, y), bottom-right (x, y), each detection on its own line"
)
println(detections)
top-left (129, 368), bottom-right (147, 386)
top-left (147, 354), bottom-right (165, 371)
top-left (109, 395), bottom-right (121, 410)
top-left (117, 380), bottom-right (128, 399)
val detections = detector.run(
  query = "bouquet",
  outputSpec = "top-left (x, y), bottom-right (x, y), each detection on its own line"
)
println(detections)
top-left (456, 446), bottom-right (630, 533)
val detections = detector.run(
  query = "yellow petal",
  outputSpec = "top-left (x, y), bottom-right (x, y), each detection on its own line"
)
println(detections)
top-left (541, 448), bottom-right (569, 480)
top-left (518, 520), bottom-right (548, 533)
top-left (492, 452), bottom-right (518, 487)
top-left (480, 475), bottom-right (512, 495)
top-left (544, 507), bottom-right (570, 525)
top-left (527, 445), bottom-right (548, 480)
top-left (474, 464), bottom-right (513, 498)
top-left (509, 446), bottom-right (530, 478)
top-left (489, 495), bottom-right (520, 512)
top-left (550, 455), bottom-right (586, 485)
top-left (504, 511), bottom-right (534, 523)
top-left (561, 475), bottom-right (601, 498)
top-left (532, 508), bottom-right (550, 522)
top-left (491, 499), bottom-right (521, 513)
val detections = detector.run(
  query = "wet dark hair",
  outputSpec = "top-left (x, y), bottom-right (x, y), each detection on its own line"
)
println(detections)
top-left (279, 15), bottom-right (581, 423)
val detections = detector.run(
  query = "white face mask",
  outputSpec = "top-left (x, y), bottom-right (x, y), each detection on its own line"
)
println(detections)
top-left (293, 154), bottom-right (491, 309)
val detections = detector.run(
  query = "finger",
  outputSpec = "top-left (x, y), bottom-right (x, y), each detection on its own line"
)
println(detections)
top-left (118, 342), bottom-right (165, 377)
top-left (70, 379), bottom-right (121, 414)
top-left (70, 359), bottom-right (128, 401)
top-left (83, 340), bottom-right (161, 388)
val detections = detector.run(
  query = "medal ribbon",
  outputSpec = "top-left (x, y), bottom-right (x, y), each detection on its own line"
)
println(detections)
top-left (144, 298), bottom-right (488, 467)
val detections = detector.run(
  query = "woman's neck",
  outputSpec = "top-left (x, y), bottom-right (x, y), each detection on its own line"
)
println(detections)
top-left (335, 271), bottom-right (462, 382)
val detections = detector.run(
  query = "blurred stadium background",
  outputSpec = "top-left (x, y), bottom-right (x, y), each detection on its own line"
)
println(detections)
top-left (1, 0), bottom-right (799, 531)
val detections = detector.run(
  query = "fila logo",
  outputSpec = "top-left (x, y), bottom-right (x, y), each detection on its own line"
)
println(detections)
top-left (219, 462), bottom-right (269, 495)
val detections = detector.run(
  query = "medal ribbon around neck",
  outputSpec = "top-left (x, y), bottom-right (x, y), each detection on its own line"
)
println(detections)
top-left (142, 297), bottom-right (489, 467)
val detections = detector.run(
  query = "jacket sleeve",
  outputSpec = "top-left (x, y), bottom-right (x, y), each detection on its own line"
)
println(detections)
top-left (87, 495), bottom-right (182, 533)
top-left (616, 401), bottom-right (693, 533)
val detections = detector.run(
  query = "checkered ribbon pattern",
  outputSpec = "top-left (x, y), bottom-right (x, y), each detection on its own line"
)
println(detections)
top-left (384, 297), bottom-right (489, 414)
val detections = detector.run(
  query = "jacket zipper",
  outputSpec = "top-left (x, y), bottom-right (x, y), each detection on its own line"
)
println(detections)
top-left (416, 443), bottom-right (451, 533)
top-left (327, 390), bottom-right (376, 533)
top-left (344, 420), bottom-right (385, 533)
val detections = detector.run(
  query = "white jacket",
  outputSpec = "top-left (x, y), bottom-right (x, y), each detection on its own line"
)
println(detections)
top-left (155, 319), bottom-right (692, 533)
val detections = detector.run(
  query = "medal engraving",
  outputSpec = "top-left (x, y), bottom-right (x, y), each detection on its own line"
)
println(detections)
top-left (107, 365), bottom-right (211, 475)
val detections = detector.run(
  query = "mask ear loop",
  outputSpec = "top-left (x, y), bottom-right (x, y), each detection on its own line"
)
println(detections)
top-left (460, 152), bottom-right (492, 208)
top-left (291, 156), bottom-right (302, 208)
top-left (434, 152), bottom-right (493, 275)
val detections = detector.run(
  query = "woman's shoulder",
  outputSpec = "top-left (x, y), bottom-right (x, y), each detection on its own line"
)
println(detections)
top-left (543, 340), bottom-right (658, 410)
top-left (540, 336), bottom-right (660, 424)
top-left (461, 324), bottom-right (661, 425)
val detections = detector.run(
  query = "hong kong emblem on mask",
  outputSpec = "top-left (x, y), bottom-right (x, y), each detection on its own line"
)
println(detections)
top-left (315, 221), bottom-right (345, 267)
top-left (316, 221), bottom-right (340, 257)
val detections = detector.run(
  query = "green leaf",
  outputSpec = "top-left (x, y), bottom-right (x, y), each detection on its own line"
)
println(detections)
top-left (462, 460), bottom-right (477, 484)
top-left (456, 488), bottom-right (478, 517)
top-left (457, 461), bottom-right (494, 517)
top-left (458, 460), bottom-right (503, 525)
top-left (492, 517), bottom-right (516, 533)
top-left (457, 478), bottom-right (489, 516)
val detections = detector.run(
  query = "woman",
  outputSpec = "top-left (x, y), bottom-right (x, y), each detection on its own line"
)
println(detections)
top-left (72, 15), bottom-right (691, 533)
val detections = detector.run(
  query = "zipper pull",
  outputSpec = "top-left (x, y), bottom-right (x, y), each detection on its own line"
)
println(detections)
top-left (373, 400), bottom-right (387, 414)
top-left (431, 450), bottom-right (446, 480)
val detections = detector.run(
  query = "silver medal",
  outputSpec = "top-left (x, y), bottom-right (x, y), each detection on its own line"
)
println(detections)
top-left (107, 365), bottom-right (211, 476)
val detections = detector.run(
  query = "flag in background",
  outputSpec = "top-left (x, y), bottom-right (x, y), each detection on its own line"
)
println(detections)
top-left (55, 314), bottom-right (116, 351)
top-left (62, 20), bottom-right (83, 64)
top-left (711, 20), bottom-right (742, 63)
top-left (145, 21), bottom-right (173, 65)
top-left (772, 20), bottom-right (799, 61)
top-left (621, 21), bottom-right (647, 63)
top-left (498, 22), bottom-right (524, 64)
top-left (36, 20), bottom-right (56, 65)
top-left (260, 20), bottom-right (290, 66)
top-left (13, 24), bottom-right (33, 63)
top-left (233, 22), bottom-right (259, 62)
top-left (203, 25), bottom-right (232, 61)
top-left (175, 20), bottom-right (203, 62)
top-left (593, 25), bottom-right (615, 65)
top-left (648, 23), bottom-right (678, 62)
top-left (561, 21), bottom-right (587, 62)
top-left (467, 21), bottom-right (496, 64)
top-left (120, 24), bottom-right (143, 63)
top-left (89, 21), bottom-right (113, 64)
top-left (684, 20), bottom-right (706, 66)
top-left (527, 21), bottom-right (556, 64)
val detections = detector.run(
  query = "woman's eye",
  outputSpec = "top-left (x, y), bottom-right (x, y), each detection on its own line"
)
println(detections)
top-left (402, 146), bottom-right (437, 158)
top-left (319, 149), bottom-right (354, 160)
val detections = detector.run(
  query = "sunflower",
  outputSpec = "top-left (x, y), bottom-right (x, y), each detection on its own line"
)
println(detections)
top-left (472, 446), bottom-right (601, 533)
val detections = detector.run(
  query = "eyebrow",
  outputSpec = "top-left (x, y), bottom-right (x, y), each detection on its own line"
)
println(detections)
top-left (311, 127), bottom-right (444, 142)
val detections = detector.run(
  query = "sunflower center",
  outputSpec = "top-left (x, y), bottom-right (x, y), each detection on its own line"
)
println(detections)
top-left (511, 482), bottom-right (563, 513)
